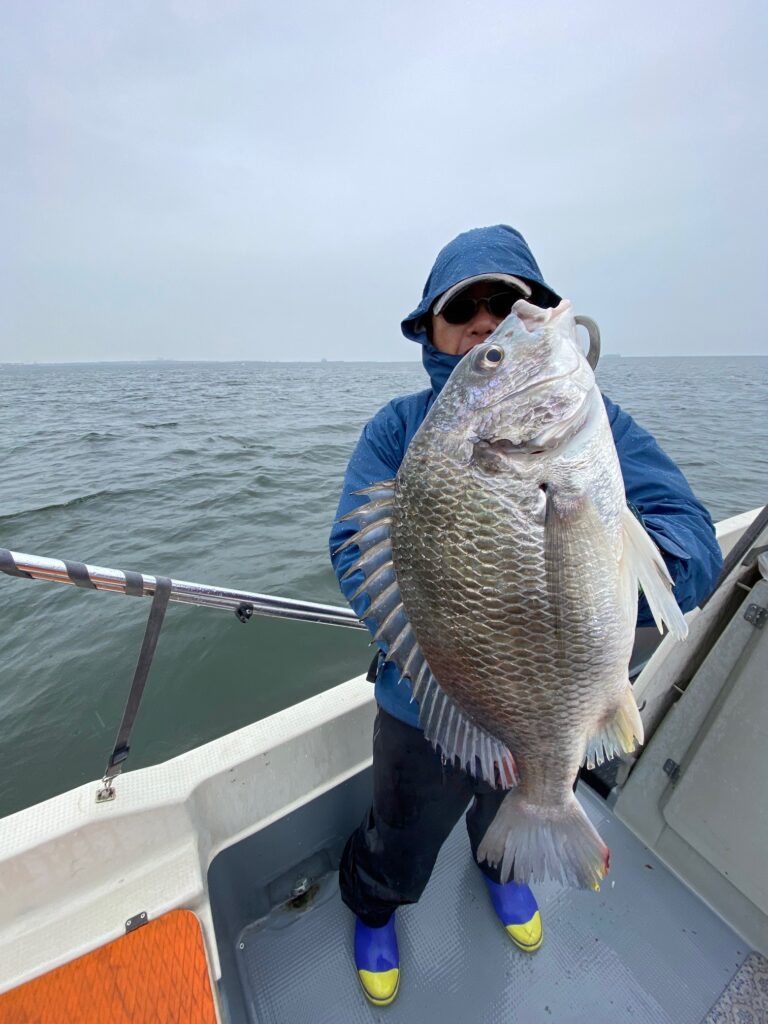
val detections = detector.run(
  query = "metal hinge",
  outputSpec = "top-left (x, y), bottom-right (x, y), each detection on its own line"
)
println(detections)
top-left (125, 911), bottom-right (148, 933)
top-left (663, 759), bottom-right (681, 782)
top-left (744, 603), bottom-right (767, 629)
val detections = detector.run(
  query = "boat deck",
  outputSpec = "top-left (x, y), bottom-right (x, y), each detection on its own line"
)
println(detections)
top-left (221, 784), bottom-right (750, 1024)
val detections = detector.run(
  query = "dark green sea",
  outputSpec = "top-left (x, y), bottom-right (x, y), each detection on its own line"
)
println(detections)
top-left (1, 357), bottom-right (766, 819)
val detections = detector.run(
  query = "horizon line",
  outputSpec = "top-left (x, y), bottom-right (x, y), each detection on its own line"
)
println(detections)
top-left (3, 353), bottom-right (765, 367)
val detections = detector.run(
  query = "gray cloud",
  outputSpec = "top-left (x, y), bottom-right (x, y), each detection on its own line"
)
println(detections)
top-left (1, 0), bottom-right (765, 361)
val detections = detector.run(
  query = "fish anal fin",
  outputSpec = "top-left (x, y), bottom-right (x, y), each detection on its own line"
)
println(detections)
top-left (583, 684), bottom-right (644, 769)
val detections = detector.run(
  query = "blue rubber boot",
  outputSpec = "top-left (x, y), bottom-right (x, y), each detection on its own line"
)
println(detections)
top-left (483, 876), bottom-right (543, 952)
top-left (354, 913), bottom-right (400, 1006)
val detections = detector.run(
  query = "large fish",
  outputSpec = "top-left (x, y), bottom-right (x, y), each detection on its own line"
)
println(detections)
top-left (337, 300), bottom-right (687, 889)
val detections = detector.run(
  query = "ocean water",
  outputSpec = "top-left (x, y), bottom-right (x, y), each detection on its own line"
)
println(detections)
top-left (0, 357), bottom-right (766, 819)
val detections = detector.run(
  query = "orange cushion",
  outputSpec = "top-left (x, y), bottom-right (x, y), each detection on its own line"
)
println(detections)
top-left (0, 909), bottom-right (218, 1023)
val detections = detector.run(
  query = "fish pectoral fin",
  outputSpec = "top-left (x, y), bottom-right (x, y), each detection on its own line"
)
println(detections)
top-left (543, 486), bottom-right (614, 638)
top-left (621, 506), bottom-right (688, 640)
top-left (417, 676), bottom-right (518, 789)
top-left (543, 485), bottom-right (608, 559)
top-left (582, 684), bottom-right (644, 769)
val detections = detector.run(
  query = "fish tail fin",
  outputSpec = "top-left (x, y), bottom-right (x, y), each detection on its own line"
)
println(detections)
top-left (477, 790), bottom-right (609, 890)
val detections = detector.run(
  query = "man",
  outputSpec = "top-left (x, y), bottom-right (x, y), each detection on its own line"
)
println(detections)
top-left (329, 224), bottom-right (723, 1007)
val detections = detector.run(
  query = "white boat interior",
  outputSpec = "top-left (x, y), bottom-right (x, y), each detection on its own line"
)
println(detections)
top-left (0, 507), bottom-right (766, 1022)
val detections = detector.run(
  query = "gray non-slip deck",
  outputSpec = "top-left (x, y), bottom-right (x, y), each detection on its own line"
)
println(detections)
top-left (234, 785), bottom-right (749, 1024)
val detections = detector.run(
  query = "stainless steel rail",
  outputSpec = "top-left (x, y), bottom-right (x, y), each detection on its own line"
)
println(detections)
top-left (0, 549), bottom-right (366, 630)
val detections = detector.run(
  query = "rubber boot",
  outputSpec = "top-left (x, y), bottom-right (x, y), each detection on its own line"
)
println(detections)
top-left (354, 913), bottom-right (400, 1006)
top-left (483, 876), bottom-right (543, 952)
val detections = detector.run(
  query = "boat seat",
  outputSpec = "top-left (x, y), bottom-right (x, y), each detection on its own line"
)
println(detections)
top-left (0, 909), bottom-right (218, 1023)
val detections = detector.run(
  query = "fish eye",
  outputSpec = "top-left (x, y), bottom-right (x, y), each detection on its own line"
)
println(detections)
top-left (474, 345), bottom-right (505, 372)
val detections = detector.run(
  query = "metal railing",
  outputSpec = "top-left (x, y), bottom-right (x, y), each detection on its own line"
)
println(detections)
top-left (0, 548), bottom-right (365, 630)
top-left (0, 547), bottom-right (366, 800)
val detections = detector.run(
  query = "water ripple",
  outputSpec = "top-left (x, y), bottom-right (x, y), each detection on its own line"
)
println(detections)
top-left (0, 356), bottom-right (765, 820)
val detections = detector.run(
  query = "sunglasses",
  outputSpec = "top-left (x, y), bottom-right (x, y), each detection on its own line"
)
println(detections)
top-left (439, 289), bottom-right (527, 325)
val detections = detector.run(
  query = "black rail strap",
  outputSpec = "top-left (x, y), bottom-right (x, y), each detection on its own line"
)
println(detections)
top-left (65, 559), bottom-right (97, 589)
top-left (366, 650), bottom-right (381, 683)
top-left (102, 576), bottom-right (173, 781)
top-left (122, 570), bottom-right (145, 597)
top-left (0, 548), bottom-right (33, 579)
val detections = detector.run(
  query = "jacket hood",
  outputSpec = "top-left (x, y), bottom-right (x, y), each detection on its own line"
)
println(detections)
top-left (401, 224), bottom-right (560, 345)
top-left (421, 343), bottom-right (463, 397)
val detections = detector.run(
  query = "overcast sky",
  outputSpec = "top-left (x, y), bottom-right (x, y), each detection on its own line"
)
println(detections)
top-left (2, 1), bottom-right (766, 361)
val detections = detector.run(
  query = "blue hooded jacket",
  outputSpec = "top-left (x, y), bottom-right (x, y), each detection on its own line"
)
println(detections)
top-left (330, 225), bottom-right (723, 728)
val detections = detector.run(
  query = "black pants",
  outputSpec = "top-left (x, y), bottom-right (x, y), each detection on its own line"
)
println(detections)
top-left (339, 707), bottom-right (508, 928)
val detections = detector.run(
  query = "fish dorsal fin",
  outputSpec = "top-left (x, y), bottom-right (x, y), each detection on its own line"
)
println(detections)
top-left (338, 482), bottom-right (429, 670)
top-left (335, 481), bottom-right (403, 643)
top-left (416, 673), bottom-right (519, 788)
top-left (336, 479), bottom-right (518, 790)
